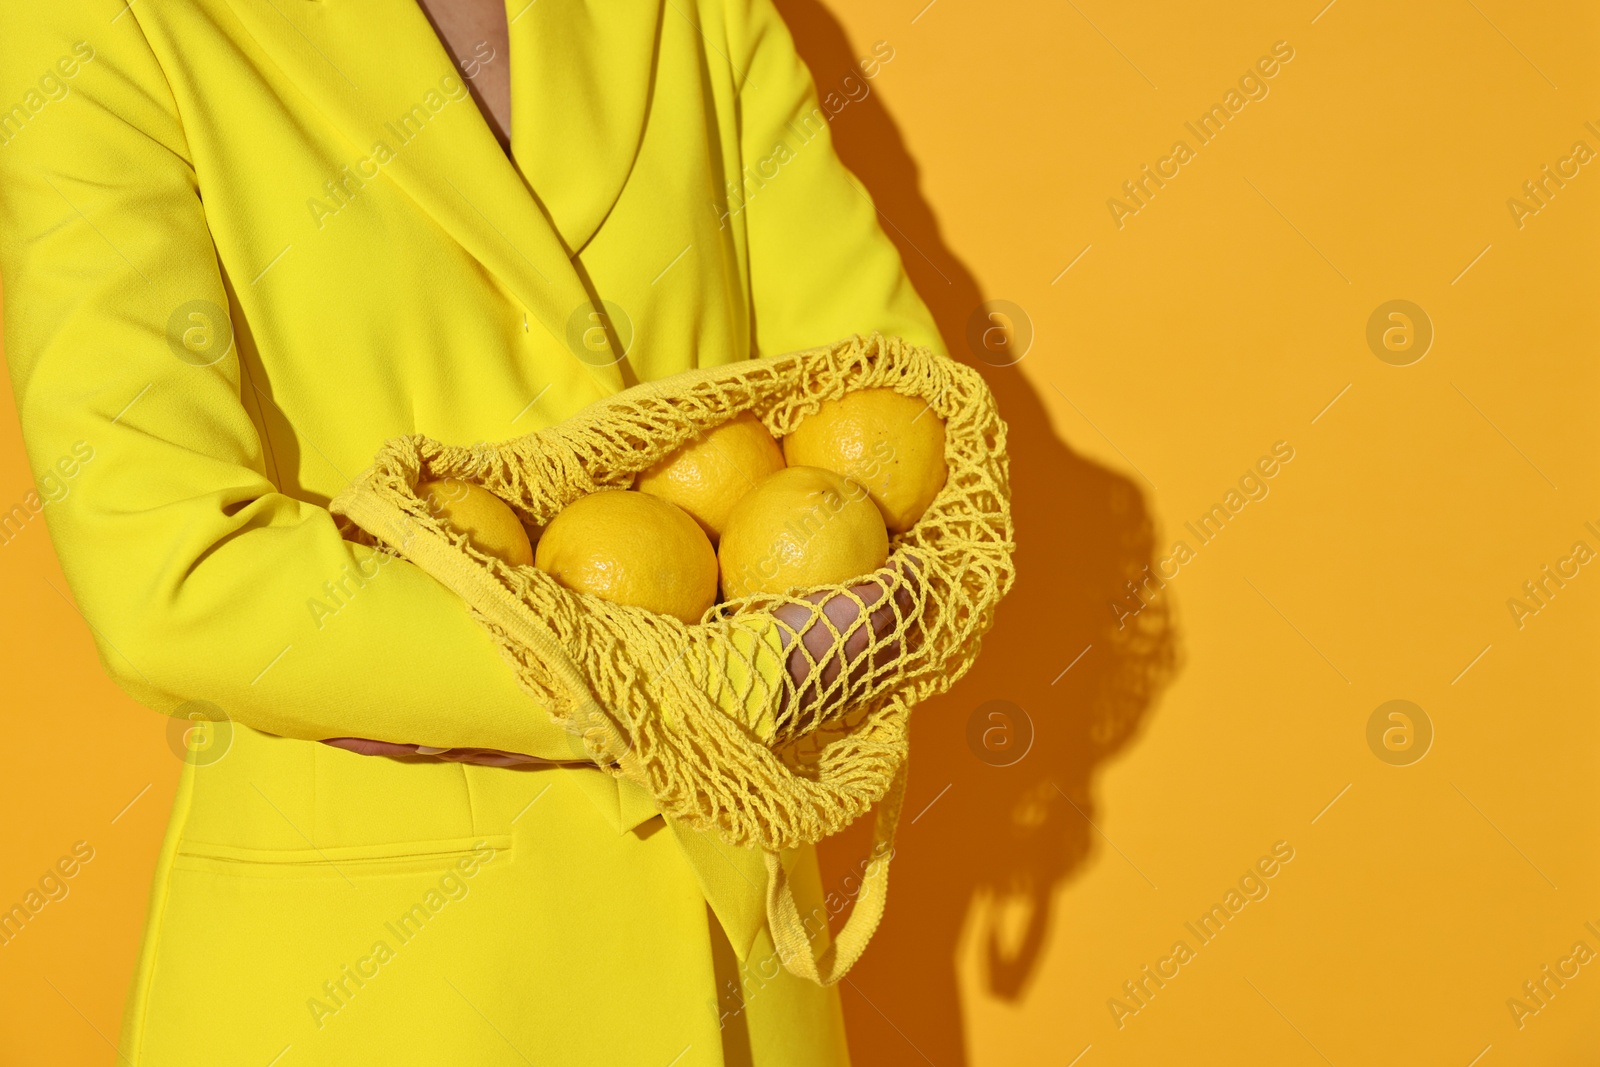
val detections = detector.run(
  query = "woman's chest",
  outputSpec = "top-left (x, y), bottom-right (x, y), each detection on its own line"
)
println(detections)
top-left (412, 0), bottom-right (512, 146)
top-left (134, 0), bottom-right (755, 492)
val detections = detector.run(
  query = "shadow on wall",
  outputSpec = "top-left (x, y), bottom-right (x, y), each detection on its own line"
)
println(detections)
top-left (774, 2), bottom-right (1182, 1061)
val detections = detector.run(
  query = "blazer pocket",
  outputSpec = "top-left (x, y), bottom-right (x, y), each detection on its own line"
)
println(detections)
top-left (172, 834), bottom-right (511, 879)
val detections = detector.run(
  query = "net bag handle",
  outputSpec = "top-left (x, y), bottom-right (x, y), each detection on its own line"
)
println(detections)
top-left (763, 757), bottom-right (909, 985)
top-left (338, 479), bottom-right (905, 982)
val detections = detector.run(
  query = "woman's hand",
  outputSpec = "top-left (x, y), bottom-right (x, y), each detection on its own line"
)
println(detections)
top-left (318, 737), bottom-right (559, 766)
top-left (323, 552), bottom-right (921, 759)
top-left (769, 553), bottom-right (921, 726)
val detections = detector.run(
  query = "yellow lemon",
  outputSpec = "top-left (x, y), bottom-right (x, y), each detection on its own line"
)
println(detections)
top-left (781, 388), bottom-right (947, 533)
top-left (417, 478), bottom-right (533, 566)
top-left (633, 411), bottom-right (786, 542)
top-left (718, 466), bottom-right (888, 600)
top-left (534, 490), bottom-right (717, 624)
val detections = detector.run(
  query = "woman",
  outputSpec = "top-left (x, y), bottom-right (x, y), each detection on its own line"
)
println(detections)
top-left (0, 0), bottom-right (943, 1062)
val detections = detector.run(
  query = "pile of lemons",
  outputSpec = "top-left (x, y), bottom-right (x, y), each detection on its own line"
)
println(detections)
top-left (420, 389), bottom-right (947, 623)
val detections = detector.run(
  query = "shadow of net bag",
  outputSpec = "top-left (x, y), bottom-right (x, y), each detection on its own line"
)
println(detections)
top-left (330, 333), bottom-right (1015, 984)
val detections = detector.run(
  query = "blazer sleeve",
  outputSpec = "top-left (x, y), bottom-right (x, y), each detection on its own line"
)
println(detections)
top-left (0, 6), bottom-right (587, 759)
top-left (725, 0), bottom-right (947, 358)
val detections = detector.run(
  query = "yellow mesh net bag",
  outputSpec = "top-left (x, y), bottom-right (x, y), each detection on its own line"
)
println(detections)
top-left (330, 332), bottom-right (1015, 983)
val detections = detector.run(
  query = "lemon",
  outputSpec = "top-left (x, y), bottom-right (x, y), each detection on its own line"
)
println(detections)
top-left (781, 388), bottom-right (947, 533)
top-left (633, 411), bottom-right (785, 542)
top-left (417, 478), bottom-right (533, 566)
top-left (718, 466), bottom-right (889, 600)
top-left (534, 490), bottom-right (717, 623)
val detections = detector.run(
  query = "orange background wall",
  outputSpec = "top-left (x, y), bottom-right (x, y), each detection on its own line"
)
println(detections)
top-left (3, 1), bottom-right (1597, 1064)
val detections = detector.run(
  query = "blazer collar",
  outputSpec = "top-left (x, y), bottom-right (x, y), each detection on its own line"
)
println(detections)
top-left (223, 0), bottom-right (664, 401)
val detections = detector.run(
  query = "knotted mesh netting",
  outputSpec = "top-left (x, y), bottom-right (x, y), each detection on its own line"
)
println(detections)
top-left (331, 332), bottom-right (1015, 983)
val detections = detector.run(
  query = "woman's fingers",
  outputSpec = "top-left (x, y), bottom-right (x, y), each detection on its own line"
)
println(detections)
top-left (319, 737), bottom-right (549, 766)
top-left (327, 557), bottom-right (926, 757)
top-left (433, 748), bottom-right (549, 767)
top-left (770, 552), bottom-right (924, 724)
top-left (319, 737), bottom-right (426, 758)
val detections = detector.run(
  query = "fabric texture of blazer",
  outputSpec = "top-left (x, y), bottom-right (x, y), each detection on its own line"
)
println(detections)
top-left (0, 0), bottom-right (944, 1062)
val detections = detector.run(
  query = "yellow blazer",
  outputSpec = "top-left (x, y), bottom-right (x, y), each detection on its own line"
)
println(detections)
top-left (0, 0), bottom-right (942, 1062)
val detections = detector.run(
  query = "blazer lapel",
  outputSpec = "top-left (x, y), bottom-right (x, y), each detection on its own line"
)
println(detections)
top-left (223, 0), bottom-right (649, 399)
top-left (507, 0), bottom-right (663, 256)
top-left (224, 0), bottom-right (764, 958)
